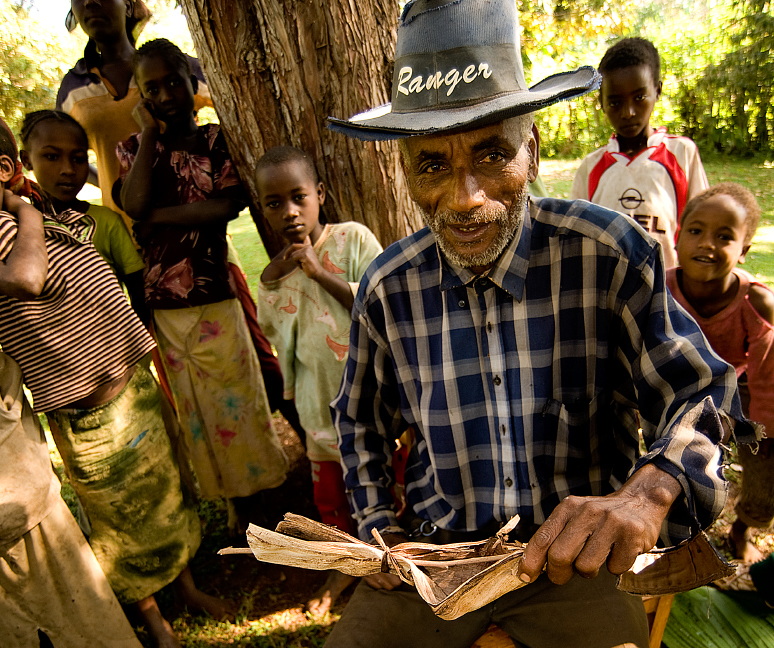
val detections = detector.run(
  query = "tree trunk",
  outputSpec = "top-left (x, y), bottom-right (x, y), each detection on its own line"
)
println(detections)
top-left (178, 0), bottom-right (422, 257)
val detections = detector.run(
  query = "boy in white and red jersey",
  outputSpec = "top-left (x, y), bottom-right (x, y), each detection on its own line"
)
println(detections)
top-left (570, 37), bottom-right (708, 268)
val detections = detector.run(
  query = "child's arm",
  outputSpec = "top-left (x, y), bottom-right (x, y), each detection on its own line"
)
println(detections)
top-left (745, 284), bottom-right (774, 438)
top-left (122, 270), bottom-right (150, 327)
top-left (143, 198), bottom-right (243, 226)
top-left (260, 249), bottom-right (296, 284)
top-left (0, 192), bottom-right (47, 300)
top-left (120, 100), bottom-right (161, 221)
top-left (285, 238), bottom-right (354, 312)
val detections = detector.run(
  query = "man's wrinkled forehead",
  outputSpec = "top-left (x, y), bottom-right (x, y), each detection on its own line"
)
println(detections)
top-left (400, 116), bottom-right (532, 160)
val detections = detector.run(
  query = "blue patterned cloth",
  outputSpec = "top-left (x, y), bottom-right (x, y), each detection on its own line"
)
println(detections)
top-left (333, 197), bottom-right (756, 546)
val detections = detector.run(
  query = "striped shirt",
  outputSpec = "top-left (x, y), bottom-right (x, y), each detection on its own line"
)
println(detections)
top-left (0, 210), bottom-right (155, 412)
top-left (333, 197), bottom-right (753, 546)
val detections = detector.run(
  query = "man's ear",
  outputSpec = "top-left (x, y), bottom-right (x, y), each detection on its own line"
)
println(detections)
top-left (19, 150), bottom-right (33, 172)
top-left (527, 123), bottom-right (540, 184)
top-left (191, 75), bottom-right (199, 96)
top-left (0, 155), bottom-right (14, 184)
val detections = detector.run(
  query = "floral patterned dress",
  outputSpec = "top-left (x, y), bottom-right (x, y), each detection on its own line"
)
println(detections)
top-left (116, 124), bottom-right (288, 499)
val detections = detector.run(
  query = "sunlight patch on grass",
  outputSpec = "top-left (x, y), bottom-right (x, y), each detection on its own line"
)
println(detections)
top-left (171, 607), bottom-right (338, 647)
top-left (744, 225), bottom-right (774, 287)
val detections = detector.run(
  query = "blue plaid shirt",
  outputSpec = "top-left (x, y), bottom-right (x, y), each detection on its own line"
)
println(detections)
top-left (333, 197), bottom-right (753, 546)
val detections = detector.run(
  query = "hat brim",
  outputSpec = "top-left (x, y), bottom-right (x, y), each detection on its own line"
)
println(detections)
top-left (328, 66), bottom-right (600, 141)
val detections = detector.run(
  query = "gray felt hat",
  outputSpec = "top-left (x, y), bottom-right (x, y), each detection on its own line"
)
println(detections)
top-left (328, 0), bottom-right (600, 141)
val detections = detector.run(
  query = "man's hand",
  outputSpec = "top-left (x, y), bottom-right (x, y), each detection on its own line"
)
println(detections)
top-left (364, 531), bottom-right (408, 591)
top-left (519, 463), bottom-right (683, 585)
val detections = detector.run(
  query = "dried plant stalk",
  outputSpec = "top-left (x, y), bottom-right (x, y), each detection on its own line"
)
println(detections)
top-left (222, 513), bottom-right (734, 620)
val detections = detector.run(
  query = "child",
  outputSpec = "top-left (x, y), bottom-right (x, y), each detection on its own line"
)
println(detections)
top-left (667, 182), bottom-right (774, 562)
top-left (254, 146), bottom-right (383, 614)
top-left (0, 353), bottom-right (144, 648)
top-left (18, 110), bottom-right (148, 324)
top-left (570, 37), bottom-right (708, 268)
top-left (0, 117), bottom-right (232, 648)
top-left (115, 38), bottom-right (289, 534)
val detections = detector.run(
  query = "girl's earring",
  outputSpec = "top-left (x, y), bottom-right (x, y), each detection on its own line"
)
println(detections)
top-left (65, 9), bottom-right (78, 33)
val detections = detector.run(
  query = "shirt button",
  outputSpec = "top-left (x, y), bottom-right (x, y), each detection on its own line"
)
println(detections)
top-left (505, 477), bottom-right (513, 487)
top-left (487, 322), bottom-right (493, 333)
top-left (500, 424), bottom-right (506, 435)
top-left (493, 375), bottom-right (501, 386)
top-left (458, 300), bottom-right (466, 308)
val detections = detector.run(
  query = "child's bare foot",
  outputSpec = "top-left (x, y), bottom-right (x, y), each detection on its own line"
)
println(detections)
top-left (174, 565), bottom-right (238, 621)
top-left (134, 595), bottom-right (180, 648)
top-left (306, 571), bottom-right (356, 617)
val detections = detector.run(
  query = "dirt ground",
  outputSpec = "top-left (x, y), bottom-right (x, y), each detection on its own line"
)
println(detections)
top-left (144, 416), bottom-right (353, 644)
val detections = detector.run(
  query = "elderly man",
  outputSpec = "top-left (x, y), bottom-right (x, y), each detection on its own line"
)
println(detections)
top-left (326, 1), bottom-right (755, 646)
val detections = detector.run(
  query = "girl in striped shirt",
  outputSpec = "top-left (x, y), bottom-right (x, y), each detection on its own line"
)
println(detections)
top-left (0, 116), bottom-right (233, 648)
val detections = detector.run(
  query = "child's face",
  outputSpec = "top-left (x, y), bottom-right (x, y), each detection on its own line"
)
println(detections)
top-left (21, 121), bottom-right (89, 206)
top-left (257, 161), bottom-right (325, 245)
top-left (135, 56), bottom-right (196, 126)
top-left (676, 194), bottom-right (751, 285)
top-left (600, 64), bottom-right (662, 142)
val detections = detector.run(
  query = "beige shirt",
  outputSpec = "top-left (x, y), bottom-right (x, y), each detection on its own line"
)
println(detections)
top-left (0, 353), bottom-right (61, 546)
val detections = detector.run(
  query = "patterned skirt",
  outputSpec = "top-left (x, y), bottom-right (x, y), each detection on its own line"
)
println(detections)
top-left (47, 364), bottom-right (201, 604)
top-left (153, 298), bottom-right (289, 499)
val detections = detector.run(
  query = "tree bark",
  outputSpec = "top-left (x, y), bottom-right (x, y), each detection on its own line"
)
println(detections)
top-left (178, 0), bottom-right (422, 257)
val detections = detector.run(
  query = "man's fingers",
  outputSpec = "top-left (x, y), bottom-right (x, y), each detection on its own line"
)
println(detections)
top-left (520, 507), bottom-right (570, 582)
top-left (604, 540), bottom-right (645, 576)
top-left (542, 513), bottom-right (598, 584)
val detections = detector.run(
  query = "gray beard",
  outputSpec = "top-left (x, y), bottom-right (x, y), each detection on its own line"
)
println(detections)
top-left (420, 185), bottom-right (528, 271)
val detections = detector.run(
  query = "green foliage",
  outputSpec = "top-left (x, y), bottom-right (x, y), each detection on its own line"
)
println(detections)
top-left (0, 0), bottom-right (198, 139)
top-left (529, 0), bottom-right (774, 158)
top-left (683, 0), bottom-right (774, 154)
top-left (0, 0), bottom-right (82, 135)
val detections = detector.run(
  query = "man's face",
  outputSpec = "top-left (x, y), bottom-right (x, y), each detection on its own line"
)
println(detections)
top-left (401, 118), bottom-right (539, 274)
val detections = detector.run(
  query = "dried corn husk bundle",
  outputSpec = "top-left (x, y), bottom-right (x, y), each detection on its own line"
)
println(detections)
top-left (220, 513), bottom-right (734, 620)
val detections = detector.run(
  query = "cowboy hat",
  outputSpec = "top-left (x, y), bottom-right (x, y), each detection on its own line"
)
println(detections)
top-left (328, 0), bottom-right (600, 141)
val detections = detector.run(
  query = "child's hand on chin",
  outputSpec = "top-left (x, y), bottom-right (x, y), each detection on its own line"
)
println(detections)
top-left (132, 99), bottom-right (162, 132)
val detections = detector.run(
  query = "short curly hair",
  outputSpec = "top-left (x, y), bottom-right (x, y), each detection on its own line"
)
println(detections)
top-left (599, 37), bottom-right (661, 87)
top-left (681, 182), bottom-right (761, 246)
top-left (20, 110), bottom-right (88, 148)
top-left (256, 146), bottom-right (319, 186)
top-left (131, 38), bottom-right (191, 77)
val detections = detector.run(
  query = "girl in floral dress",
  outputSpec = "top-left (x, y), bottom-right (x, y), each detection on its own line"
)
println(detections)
top-left (115, 39), bottom-right (288, 533)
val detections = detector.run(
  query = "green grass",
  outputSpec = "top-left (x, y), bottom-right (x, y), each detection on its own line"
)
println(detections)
top-left (228, 209), bottom-right (272, 297)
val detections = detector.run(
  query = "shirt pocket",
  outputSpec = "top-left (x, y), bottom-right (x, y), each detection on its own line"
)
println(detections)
top-left (541, 392), bottom-right (606, 493)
